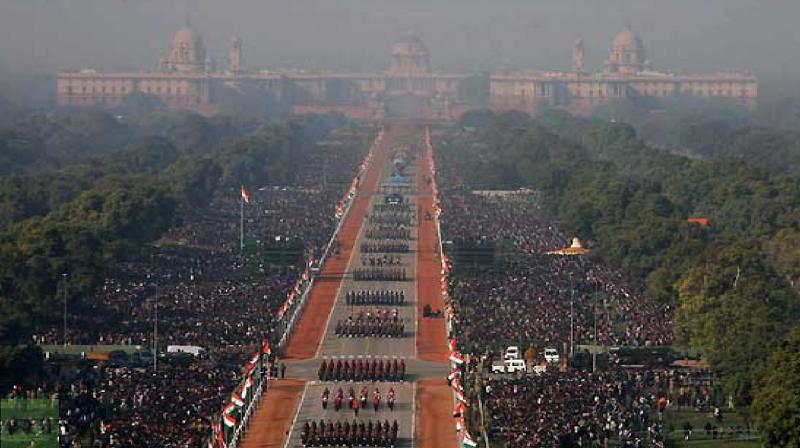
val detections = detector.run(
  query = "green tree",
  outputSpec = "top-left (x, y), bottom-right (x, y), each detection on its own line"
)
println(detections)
top-left (751, 326), bottom-right (800, 448)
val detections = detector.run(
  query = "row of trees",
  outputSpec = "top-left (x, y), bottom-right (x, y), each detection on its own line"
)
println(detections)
top-left (447, 109), bottom-right (800, 445)
top-left (0, 109), bottom-right (353, 389)
top-left (589, 96), bottom-right (800, 176)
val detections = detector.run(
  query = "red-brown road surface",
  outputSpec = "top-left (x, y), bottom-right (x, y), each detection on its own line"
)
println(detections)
top-left (416, 140), bottom-right (449, 363)
top-left (415, 130), bottom-right (457, 448)
top-left (239, 379), bottom-right (306, 448)
top-left (282, 133), bottom-right (389, 360)
top-left (416, 379), bottom-right (459, 448)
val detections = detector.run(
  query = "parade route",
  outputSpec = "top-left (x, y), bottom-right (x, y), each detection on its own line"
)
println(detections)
top-left (242, 124), bottom-right (456, 448)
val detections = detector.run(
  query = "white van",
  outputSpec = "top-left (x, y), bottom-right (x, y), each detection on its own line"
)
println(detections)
top-left (491, 358), bottom-right (527, 374)
top-left (544, 348), bottom-right (560, 364)
top-left (167, 345), bottom-right (207, 357)
top-left (504, 359), bottom-right (526, 373)
top-left (490, 360), bottom-right (506, 374)
top-left (504, 346), bottom-right (520, 360)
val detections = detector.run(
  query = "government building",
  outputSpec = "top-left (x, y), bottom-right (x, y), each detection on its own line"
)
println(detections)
top-left (57, 24), bottom-right (758, 120)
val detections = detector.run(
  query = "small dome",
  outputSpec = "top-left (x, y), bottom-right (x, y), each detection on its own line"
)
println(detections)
top-left (172, 25), bottom-right (205, 51)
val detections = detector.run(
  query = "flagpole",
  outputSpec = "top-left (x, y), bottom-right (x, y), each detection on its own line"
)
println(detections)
top-left (240, 187), bottom-right (244, 252)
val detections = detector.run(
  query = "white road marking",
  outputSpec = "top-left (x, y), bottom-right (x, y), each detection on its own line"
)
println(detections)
top-left (283, 381), bottom-right (310, 448)
top-left (410, 381), bottom-right (417, 448)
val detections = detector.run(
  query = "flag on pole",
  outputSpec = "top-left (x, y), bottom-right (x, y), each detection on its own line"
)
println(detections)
top-left (241, 186), bottom-right (250, 204)
top-left (231, 392), bottom-right (244, 407)
top-left (447, 369), bottom-right (461, 382)
top-left (453, 401), bottom-right (466, 418)
top-left (223, 402), bottom-right (236, 415)
top-left (448, 339), bottom-right (457, 353)
top-left (223, 412), bottom-right (237, 428)
top-left (449, 351), bottom-right (464, 365)
top-left (463, 432), bottom-right (478, 447)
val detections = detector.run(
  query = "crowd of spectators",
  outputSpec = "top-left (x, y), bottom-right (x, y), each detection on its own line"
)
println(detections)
top-left (30, 134), bottom-right (369, 447)
top-left (436, 145), bottom-right (681, 447)
top-left (481, 368), bottom-right (667, 447)
top-left (439, 191), bottom-right (673, 354)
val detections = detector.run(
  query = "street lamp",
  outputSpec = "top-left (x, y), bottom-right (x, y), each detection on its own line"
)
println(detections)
top-left (545, 237), bottom-right (590, 363)
top-left (62, 273), bottom-right (68, 347)
top-left (147, 273), bottom-right (158, 372)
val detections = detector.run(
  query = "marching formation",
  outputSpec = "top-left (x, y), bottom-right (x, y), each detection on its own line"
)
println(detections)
top-left (335, 309), bottom-right (405, 338)
top-left (359, 242), bottom-right (410, 254)
top-left (352, 268), bottom-right (408, 282)
top-left (301, 419), bottom-right (399, 447)
top-left (361, 255), bottom-right (404, 267)
top-left (318, 359), bottom-right (406, 383)
top-left (345, 290), bottom-right (406, 306)
top-left (320, 386), bottom-right (397, 413)
top-left (365, 226), bottom-right (412, 240)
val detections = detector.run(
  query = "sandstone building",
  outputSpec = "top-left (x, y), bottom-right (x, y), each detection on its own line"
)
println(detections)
top-left (57, 24), bottom-right (757, 119)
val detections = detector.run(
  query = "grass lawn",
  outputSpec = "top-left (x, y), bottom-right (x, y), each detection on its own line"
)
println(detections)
top-left (660, 408), bottom-right (761, 448)
top-left (1, 399), bottom-right (58, 448)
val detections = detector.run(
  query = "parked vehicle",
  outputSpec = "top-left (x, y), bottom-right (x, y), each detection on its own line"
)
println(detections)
top-left (504, 346), bottom-right (520, 360)
top-left (491, 358), bottom-right (527, 374)
top-left (544, 348), bottom-right (560, 364)
top-left (167, 345), bottom-right (207, 357)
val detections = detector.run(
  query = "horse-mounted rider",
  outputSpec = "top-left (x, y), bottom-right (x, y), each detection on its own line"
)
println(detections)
top-left (373, 387), bottom-right (381, 412)
top-left (321, 387), bottom-right (329, 410)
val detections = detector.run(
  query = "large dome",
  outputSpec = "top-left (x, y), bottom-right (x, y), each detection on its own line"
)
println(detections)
top-left (391, 34), bottom-right (428, 57)
top-left (163, 22), bottom-right (206, 72)
top-left (612, 28), bottom-right (643, 52)
top-left (607, 27), bottom-right (647, 73)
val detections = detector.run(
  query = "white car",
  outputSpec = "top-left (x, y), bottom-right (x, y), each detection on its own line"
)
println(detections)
top-left (504, 346), bottom-right (520, 360)
top-left (544, 348), bottom-right (560, 364)
top-left (491, 359), bottom-right (527, 374)
top-left (490, 360), bottom-right (506, 374)
top-left (504, 359), bottom-right (527, 373)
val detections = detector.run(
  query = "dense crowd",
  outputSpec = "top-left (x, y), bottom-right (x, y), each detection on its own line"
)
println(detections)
top-left (482, 368), bottom-right (668, 447)
top-left (439, 191), bottom-right (673, 354)
top-left (436, 143), bottom-right (680, 447)
top-left (32, 135), bottom-right (369, 447)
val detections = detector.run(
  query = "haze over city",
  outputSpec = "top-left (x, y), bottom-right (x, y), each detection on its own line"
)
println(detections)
top-left (1, 0), bottom-right (799, 83)
top-left (2, 2), bottom-right (800, 448)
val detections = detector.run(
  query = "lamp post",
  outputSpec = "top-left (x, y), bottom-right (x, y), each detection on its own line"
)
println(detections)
top-left (154, 282), bottom-right (158, 372)
top-left (593, 278), bottom-right (599, 373)
top-left (62, 273), bottom-right (68, 347)
top-left (147, 272), bottom-right (158, 372)
top-left (545, 237), bottom-right (590, 366)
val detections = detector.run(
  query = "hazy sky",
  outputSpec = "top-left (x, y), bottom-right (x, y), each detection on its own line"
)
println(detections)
top-left (1, 0), bottom-right (798, 80)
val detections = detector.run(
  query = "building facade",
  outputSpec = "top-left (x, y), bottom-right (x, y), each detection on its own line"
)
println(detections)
top-left (490, 28), bottom-right (758, 116)
top-left (57, 25), bottom-right (758, 120)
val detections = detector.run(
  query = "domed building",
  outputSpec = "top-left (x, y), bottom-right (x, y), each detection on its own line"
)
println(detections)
top-left (56, 22), bottom-right (757, 120)
top-left (160, 22), bottom-right (207, 72)
top-left (606, 27), bottom-right (648, 74)
top-left (388, 34), bottom-right (431, 76)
